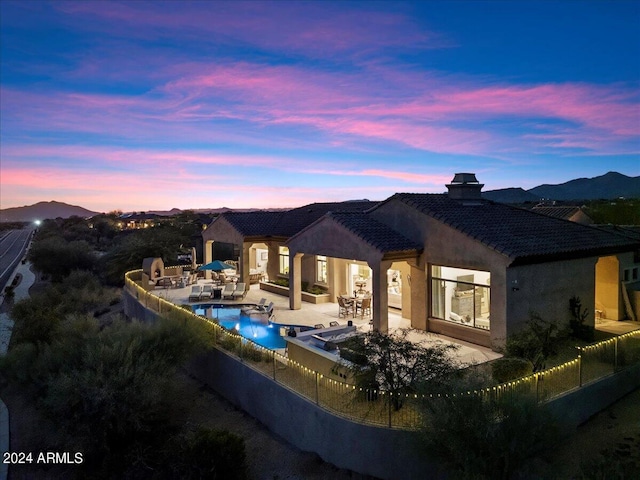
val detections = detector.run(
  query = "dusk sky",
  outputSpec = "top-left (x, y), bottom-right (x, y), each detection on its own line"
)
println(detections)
top-left (1, 1), bottom-right (639, 213)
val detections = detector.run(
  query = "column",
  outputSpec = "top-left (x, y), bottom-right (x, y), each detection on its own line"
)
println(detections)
top-left (370, 260), bottom-right (391, 333)
top-left (204, 240), bottom-right (213, 279)
top-left (410, 264), bottom-right (427, 330)
top-left (289, 252), bottom-right (302, 310)
top-left (239, 242), bottom-right (250, 286)
top-left (266, 243), bottom-right (280, 282)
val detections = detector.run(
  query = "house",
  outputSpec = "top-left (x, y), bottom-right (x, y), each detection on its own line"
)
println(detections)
top-left (531, 205), bottom-right (594, 225)
top-left (202, 174), bottom-right (640, 350)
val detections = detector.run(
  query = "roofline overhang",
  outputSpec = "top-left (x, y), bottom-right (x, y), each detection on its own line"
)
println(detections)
top-left (508, 244), bottom-right (640, 267)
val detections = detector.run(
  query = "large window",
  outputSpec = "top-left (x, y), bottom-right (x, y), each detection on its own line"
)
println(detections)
top-left (431, 266), bottom-right (490, 330)
top-left (316, 255), bottom-right (327, 283)
top-left (279, 246), bottom-right (289, 275)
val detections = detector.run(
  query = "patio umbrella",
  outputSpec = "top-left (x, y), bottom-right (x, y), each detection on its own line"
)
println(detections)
top-left (198, 260), bottom-right (235, 272)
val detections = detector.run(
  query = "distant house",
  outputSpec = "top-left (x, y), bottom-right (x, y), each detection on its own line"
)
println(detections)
top-left (118, 212), bottom-right (162, 229)
top-left (531, 205), bottom-right (594, 225)
top-left (202, 174), bottom-right (640, 351)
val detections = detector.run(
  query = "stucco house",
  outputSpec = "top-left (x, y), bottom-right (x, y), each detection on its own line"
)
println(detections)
top-left (203, 173), bottom-right (640, 350)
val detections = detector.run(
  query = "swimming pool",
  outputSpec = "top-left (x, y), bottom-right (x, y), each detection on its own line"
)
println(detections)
top-left (192, 303), bottom-right (302, 350)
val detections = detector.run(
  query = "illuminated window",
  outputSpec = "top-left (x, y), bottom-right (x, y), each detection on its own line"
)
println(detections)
top-left (316, 256), bottom-right (327, 283)
top-left (279, 247), bottom-right (289, 275)
top-left (431, 266), bottom-right (491, 331)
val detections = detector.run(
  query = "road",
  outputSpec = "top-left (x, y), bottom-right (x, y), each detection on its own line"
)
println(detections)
top-left (0, 229), bottom-right (33, 293)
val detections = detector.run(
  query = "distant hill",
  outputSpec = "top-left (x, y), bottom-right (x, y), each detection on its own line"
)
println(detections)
top-left (529, 172), bottom-right (640, 200)
top-left (482, 188), bottom-right (539, 203)
top-left (0, 201), bottom-right (100, 223)
top-left (483, 172), bottom-right (640, 203)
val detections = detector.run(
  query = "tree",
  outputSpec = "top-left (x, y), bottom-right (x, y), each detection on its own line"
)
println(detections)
top-left (28, 236), bottom-right (96, 281)
top-left (504, 312), bottom-right (568, 371)
top-left (337, 329), bottom-right (459, 410)
top-left (100, 225), bottom-right (191, 285)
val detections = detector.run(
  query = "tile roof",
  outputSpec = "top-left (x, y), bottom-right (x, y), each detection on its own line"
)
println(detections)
top-left (327, 212), bottom-right (422, 253)
top-left (388, 193), bottom-right (639, 264)
top-left (531, 206), bottom-right (583, 220)
top-left (219, 201), bottom-right (379, 238)
top-left (221, 211), bottom-right (285, 237)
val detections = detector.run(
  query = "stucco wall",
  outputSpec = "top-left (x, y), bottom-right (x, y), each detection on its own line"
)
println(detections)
top-left (506, 258), bottom-right (596, 337)
top-left (188, 348), bottom-right (437, 480)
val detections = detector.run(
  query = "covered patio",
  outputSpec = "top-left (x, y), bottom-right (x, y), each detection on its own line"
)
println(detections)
top-left (158, 280), bottom-right (503, 365)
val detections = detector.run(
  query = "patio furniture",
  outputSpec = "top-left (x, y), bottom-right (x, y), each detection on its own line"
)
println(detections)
top-left (200, 284), bottom-right (214, 300)
top-left (314, 324), bottom-right (325, 329)
top-left (338, 296), bottom-right (354, 318)
top-left (188, 285), bottom-right (202, 302)
top-left (248, 302), bottom-right (275, 321)
top-left (241, 298), bottom-right (267, 314)
top-left (329, 321), bottom-right (339, 327)
top-left (356, 297), bottom-right (372, 319)
top-left (222, 283), bottom-right (235, 299)
top-left (232, 283), bottom-right (247, 299)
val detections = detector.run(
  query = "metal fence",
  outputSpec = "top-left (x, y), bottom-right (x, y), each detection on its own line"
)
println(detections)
top-left (125, 269), bottom-right (640, 430)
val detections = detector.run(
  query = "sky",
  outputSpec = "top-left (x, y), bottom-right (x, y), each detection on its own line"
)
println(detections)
top-left (1, 1), bottom-right (639, 213)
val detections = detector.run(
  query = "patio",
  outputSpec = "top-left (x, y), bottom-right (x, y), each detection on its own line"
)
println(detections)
top-left (155, 280), bottom-right (503, 365)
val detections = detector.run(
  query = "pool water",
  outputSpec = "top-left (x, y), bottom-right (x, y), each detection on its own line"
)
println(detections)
top-left (192, 304), bottom-right (290, 350)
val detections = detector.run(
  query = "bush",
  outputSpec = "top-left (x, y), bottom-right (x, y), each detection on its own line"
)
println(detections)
top-left (172, 427), bottom-right (248, 480)
top-left (505, 312), bottom-right (568, 371)
top-left (243, 342), bottom-right (267, 362)
top-left (491, 357), bottom-right (534, 383)
top-left (420, 393), bottom-right (561, 480)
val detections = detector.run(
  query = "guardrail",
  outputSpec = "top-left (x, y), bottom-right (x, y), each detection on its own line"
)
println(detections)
top-left (125, 269), bottom-right (640, 429)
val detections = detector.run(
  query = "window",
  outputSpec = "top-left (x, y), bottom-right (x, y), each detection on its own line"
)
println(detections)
top-left (279, 247), bottom-right (289, 275)
top-left (316, 255), bottom-right (327, 283)
top-left (431, 266), bottom-right (491, 331)
top-left (633, 268), bottom-right (639, 281)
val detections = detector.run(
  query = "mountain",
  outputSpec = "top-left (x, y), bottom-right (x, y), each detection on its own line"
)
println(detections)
top-left (483, 172), bottom-right (640, 203)
top-left (0, 201), bottom-right (100, 223)
top-left (482, 188), bottom-right (539, 203)
top-left (528, 172), bottom-right (640, 201)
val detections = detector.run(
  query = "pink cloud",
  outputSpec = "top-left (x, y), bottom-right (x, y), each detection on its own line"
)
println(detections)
top-left (3, 60), bottom-right (638, 163)
top-left (56, 1), bottom-right (447, 58)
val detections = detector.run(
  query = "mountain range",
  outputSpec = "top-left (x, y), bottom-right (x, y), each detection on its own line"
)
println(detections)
top-left (1, 171), bottom-right (638, 222)
top-left (481, 171), bottom-right (640, 203)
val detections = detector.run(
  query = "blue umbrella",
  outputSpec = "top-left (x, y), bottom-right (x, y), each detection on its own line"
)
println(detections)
top-left (198, 260), bottom-right (235, 271)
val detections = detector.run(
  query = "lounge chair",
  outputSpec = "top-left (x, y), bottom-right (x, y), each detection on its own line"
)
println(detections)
top-left (200, 284), bottom-right (214, 300)
top-left (188, 285), bottom-right (202, 302)
top-left (222, 283), bottom-right (235, 299)
top-left (314, 324), bottom-right (325, 329)
top-left (241, 298), bottom-right (267, 314)
top-left (329, 321), bottom-right (339, 327)
top-left (232, 282), bottom-right (246, 299)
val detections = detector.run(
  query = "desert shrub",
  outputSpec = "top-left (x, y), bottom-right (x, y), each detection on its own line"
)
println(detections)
top-left (243, 342), bottom-right (267, 362)
top-left (420, 392), bottom-right (561, 480)
top-left (491, 357), bottom-right (534, 383)
top-left (170, 427), bottom-right (248, 480)
top-left (338, 329), bottom-right (458, 411)
top-left (28, 236), bottom-right (96, 280)
top-left (505, 312), bottom-right (569, 371)
top-left (218, 331), bottom-right (242, 353)
top-left (569, 296), bottom-right (594, 342)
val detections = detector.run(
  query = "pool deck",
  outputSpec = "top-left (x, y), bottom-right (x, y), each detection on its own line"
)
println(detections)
top-left (156, 280), bottom-right (503, 365)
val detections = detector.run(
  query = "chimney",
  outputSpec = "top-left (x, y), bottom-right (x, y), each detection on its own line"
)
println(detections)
top-left (446, 173), bottom-right (484, 200)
